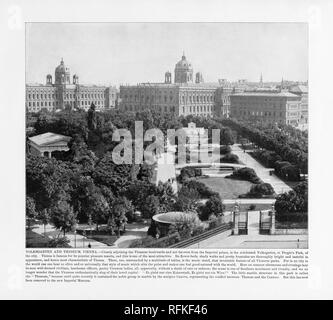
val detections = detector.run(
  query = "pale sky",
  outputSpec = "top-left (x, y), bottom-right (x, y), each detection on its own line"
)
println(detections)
top-left (26, 23), bottom-right (308, 86)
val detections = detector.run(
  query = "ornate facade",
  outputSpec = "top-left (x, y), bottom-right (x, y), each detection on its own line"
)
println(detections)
top-left (230, 91), bottom-right (302, 125)
top-left (120, 53), bottom-right (220, 117)
top-left (26, 59), bottom-right (117, 112)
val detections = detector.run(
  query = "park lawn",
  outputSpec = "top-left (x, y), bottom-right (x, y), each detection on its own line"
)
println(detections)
top-left (26, 228), bottom-right (50, 248)
top-left (198, 176), bottom-right (253, 199)
top-left (76, 229), bottom-right (118, 246)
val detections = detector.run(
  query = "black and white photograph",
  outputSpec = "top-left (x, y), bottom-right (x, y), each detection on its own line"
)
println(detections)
top-left (25, 22), bottom-right (308, 249)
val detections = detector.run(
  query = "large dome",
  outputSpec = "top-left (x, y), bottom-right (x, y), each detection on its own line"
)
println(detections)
top-left (55, 58), bottom-right (66, 73)
top-left (54, 58), bottom-right (71, 85)
top-left (175, 54), bottom-right (192, 69)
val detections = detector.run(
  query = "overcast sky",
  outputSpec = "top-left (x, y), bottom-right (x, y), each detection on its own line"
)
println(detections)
top-left (26, 23), bottom-right (308, 86)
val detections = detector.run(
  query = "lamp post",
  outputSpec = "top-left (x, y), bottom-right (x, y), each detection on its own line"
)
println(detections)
top-left (233, 201), bottom-right (240, 235)
top-left (88, 215), bottom-right (92, 248)
top-left (82, 230), bottom-right (86, 248)
top-left (73, 221), bottom-right (78, 248)
top-left (270, 204), bottom-right (276, 235)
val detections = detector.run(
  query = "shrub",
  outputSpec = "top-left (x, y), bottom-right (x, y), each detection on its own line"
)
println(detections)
top-left (220, 145), bottom-right (232, 155)
top-left (179, 167), bottom-right (202, 182)
top-left (182, 179), bottom-right (216, 198)
top-left (280, 164), bottom-right (301, 181)
top-left (220, 153), bottom-right (239, 164)
top-left (276, 212), bottom-right (308, 223)
top-left (248, 183), bottom-right (275, 197)
top-left (249, 204), bottom-right (256, 211)
top-left (199, 194), bottom-right (224, 220)
top-left (207, 215), bottom-right (224, 230)
top-left (226, 167), bottom-right (262, 184)
top-left (47, 236), bottom-right (70, 248)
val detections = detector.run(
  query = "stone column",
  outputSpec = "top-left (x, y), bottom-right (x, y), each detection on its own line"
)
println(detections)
top-left (233, 203), bottom-right (240, 235)
top-left (270, 204), bottom-right (276, 235)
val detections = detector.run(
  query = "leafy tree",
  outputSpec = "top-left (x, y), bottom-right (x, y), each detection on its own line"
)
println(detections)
top-left (111, 197), bottom-right (131, 237)
top-left (275, 181), bottom-right (308, 215)
top-left (199, 194), bottom-right (224, 220)
top-left (141, 195), bottom-right (160, 219)
top-left (220, 153), bottom-right (239, 164)
top-left (26, 196), bottom-right (37, 228)
top-left (26, 154), bottom-right (74, 211)
top-left (51, 196), bottom-right (77, 236)
top-left (155, 182), bottom-right (176, 212)
top-left (87, 103), bottom-right (97, 130)
top-left (174, 186), bottom-right (200, 212)
top-left (37, 208), bottom-right (51, 236)
top-left (220, 127), bottom-right (235, 145)
top-left (93, 152), bottom-right (138, 196)
top-left (247, 183), bottom-right (275, 197)
top-left (87, 189), bottom-right (109, 231)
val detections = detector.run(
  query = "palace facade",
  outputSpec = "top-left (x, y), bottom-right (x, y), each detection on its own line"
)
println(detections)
top-left (26, 59), bottom-right (117, 112)
top-left (119, 53), bottom-right (225, 118)
top-left (230, 91), bottom-right (302, 125)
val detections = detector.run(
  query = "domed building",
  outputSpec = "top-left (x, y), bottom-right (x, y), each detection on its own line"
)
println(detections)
top-left (55, 58), bottom-right (71, 85)
top-left (26, 58), bottom-right (118, 112)
top-left (120, 52), bottom-right (220, 118)
top-left (174, 52), bottom-right (193, 83)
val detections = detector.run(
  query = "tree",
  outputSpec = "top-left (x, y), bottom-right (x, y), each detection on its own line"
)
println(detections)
top-left (87, 189), bottom-right (109, 231)
top-left (51, 197), bottom-right (77, 236)
top-left (111, 197), bottom-right (131, 237)
top-left (275, 181), bottom-right (308, 215)
top-left (220, 153), bottom-right (239, 164)
top-left (37, 208), bottom-right (51, 236)
top-left (93, 152), bottom-right (137, 196)
top-left (200, 194), bottom-right (224, 220)
top-left (141, 195), bottom-right (160, 219)
top-left (247, 183), bottom-right (275, 197)
top-left (174, 187), bottom-right (200, 212)
top-left (87, 103), bottom-right (97, 130)
top-left (220, 127), bottom-right (235, 145)
top-left (26, 196), bottom-right (37, 229)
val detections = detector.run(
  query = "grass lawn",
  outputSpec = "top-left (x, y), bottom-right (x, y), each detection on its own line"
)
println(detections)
top-left (26, 228), bottom-right (50, 248)
top-left (198, 176), bottom-right (253, 199)
top-left (76, 229), bottom-right (118, 246)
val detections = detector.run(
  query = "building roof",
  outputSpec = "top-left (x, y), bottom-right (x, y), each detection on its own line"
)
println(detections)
top-left (121, 82), bottom-right (220, 89)
top-left (28, 132), bottom-right (71, 146)
top-left (289, 85), bottom-right (308, 93)
top-left (231, 91), bottom-right (299, 98)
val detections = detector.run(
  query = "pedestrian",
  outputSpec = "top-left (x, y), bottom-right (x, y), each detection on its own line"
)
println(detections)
top-left (88, 243), bottom-right (91, 248)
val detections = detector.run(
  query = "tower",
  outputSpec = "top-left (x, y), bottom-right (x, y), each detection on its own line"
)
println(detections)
top-left (55, 58), bottom-right (71, 85)
top-left (73, 74), bottom-right (79, 85)
top-left (164, 71), bottom-right (172, 84)
top-left (46, 74), bottom-right (52, 85)
top-left (174, 52), bottom-right (193, 83)
top-left (54, 58), bottom-right (71, 109)
top-left (259, 73), bottom-right (263, 87)
top-left (195, 72), bottom-right (203, 84)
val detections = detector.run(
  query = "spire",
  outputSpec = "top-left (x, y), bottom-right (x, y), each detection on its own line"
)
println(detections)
top-left (182, 51), bottom-right (185, 59)
top-left (259, 73), bottom-right (263, 87)
top-left (61, 57), bottom-right (64, 64)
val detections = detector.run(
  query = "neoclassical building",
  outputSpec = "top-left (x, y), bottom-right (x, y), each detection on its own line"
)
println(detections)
top-left (26, 59), bottom-right (118, 113)
top-left (230, 91), bottom-right (302, 125)
top-left (119, 53), bottom-right (220, 117)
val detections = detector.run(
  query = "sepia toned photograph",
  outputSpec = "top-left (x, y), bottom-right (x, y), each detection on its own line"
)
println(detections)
top-left (25, 22), bottom-right (308, 249)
